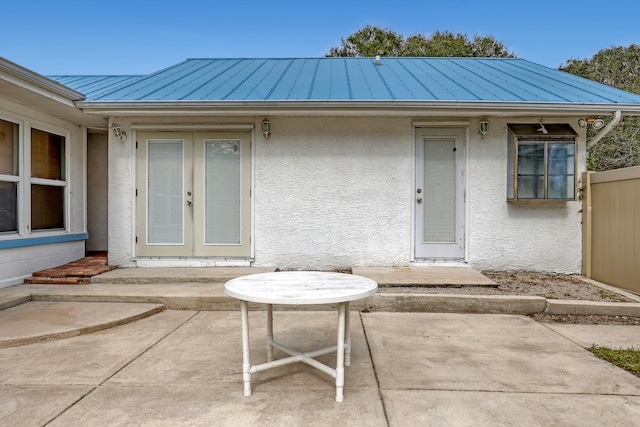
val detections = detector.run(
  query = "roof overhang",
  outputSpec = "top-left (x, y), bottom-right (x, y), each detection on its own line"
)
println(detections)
top-left (76, 99), bottom-right (640, 118)
top-left (0, 57), bottom-right (107, 128)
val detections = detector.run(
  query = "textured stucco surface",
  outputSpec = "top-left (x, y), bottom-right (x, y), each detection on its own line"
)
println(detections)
top-left (107, 115), bottom-right (585, 273)
top-left (108, 118), bottom-right (136, 267)
top-left (253, 117), bottom-right (413, 270)
top-left (466, 118), bottom-right (585, 273)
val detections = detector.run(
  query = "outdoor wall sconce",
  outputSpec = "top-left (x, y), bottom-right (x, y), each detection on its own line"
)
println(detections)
top-left (261, 118), bottom-right (271, 140)
top-left (578, 117), bottom-right (605, 130)
top-left (479, 120), bottom-right (489, 137)
top-left (111, 122), bottom-right (127, 142)
top-left (537, 120), bottom-right (548, 134)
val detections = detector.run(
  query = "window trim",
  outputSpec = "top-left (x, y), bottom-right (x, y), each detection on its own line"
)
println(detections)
top-left (507, 123), bottom-right (578, 202)
top-left (0, 112), bottom-right (71, 239)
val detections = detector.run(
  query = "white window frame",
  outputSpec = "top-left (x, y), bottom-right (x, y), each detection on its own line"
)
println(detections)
top-left (0, 112), bottom-right (70, 238)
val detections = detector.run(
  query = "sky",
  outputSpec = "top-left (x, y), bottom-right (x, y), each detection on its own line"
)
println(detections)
top-left (3, 0), bottom-right (640, 76)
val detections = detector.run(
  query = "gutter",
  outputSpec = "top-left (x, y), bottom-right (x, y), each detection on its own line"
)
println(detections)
top-left (76, 100), bottom-right (640, 118)
top-left (587, 110), bottom-right (622, 150)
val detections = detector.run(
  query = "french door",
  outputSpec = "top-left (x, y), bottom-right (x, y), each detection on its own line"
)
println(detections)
top-left (415, 127), bottom-right (465, 259)
top-left (136, 131), bottom-right (251, 257)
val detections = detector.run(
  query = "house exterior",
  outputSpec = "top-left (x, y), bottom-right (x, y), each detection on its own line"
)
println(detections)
top-left (3, 56), bottom-right (640, 287)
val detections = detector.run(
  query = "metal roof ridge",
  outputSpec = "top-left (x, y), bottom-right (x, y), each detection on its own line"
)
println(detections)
top-left (181, 56), bottom-right (523, 60)
top-left (92, 59), bottom-right (195, 99)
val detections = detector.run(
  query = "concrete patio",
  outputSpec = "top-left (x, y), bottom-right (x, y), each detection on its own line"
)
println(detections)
top-left (2, 266), bottom-right (640, 425)
top-left (1, 307), bottom-right (640, 426)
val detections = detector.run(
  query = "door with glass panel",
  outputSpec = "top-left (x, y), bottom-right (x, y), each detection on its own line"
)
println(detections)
top-left (415, 128), bottom-right (465, 259)
top-left (136, 131), bottom-right (251, 257)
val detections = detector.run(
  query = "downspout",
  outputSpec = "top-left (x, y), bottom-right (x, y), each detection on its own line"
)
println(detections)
top-left (587, 110), bottom-right (622, 150)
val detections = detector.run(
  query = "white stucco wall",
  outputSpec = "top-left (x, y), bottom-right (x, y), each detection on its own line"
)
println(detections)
top-left (108, 114), bottom-right (585, 274)
top-left (107, 118), bottom-right (136, 267)
top-left (465, 118), bottom-right (586, 273)
top-left (253, 117), bottom-right (413, 270)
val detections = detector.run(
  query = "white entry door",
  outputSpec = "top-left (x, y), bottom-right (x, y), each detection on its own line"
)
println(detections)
top-left (415, 127), bottom-right (465, 259)
top-left (136, 131), bottom-right (251, 257)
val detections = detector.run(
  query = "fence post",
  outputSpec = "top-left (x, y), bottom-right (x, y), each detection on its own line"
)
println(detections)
top-left (581, 171), bottom-right (593, 278)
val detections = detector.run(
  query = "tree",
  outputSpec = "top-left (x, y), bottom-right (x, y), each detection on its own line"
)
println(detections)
top-left (327, 26), bottom-right (515, 58)
top-left (560, 45), bottom-right (640, 171)
top-left (327, 25), bottom-right (404, 57)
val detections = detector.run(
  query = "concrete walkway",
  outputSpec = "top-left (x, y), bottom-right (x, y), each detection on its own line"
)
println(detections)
top-left (2, 267), bottom-right (640, 425)
top-left (1, 308), bottom-right (640, 426)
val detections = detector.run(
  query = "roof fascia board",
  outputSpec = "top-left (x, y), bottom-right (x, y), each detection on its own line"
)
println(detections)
top-left (0, 57), bottom-right (84, 104)
top-left (76, 100), bottom-right (640, 117)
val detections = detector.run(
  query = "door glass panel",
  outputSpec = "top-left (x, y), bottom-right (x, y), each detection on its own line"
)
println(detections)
top-left (423, 137), bottom-right (455, 243)
top-left (205, 140), bottom-right (241, 244)
top-left (147, 140), bottom-right (183, 244)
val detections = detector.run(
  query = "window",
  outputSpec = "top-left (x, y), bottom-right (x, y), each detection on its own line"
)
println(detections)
top-left (0, 119), bottom-right (19, 233)
top-left (0, 116), bottom-right (68, 236)
top-left (31, 129), bottom-right (66, 229)
top-left (507, 124), bottom-right (577, 201)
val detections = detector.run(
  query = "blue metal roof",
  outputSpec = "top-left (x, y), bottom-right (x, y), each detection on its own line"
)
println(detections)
top-left (52, 57), bottom-right (640, 105)
top-left (48, 75), bottom-right (143, 99)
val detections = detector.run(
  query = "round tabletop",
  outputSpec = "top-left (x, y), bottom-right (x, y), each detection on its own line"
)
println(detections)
top-left (224, 271), bottom-right (378, 305)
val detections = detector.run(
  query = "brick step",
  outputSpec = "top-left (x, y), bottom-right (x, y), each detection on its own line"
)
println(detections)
top-left (24, 277), bottom-right (92, 285)
top-left (24, 253), bottom-right (114, 285)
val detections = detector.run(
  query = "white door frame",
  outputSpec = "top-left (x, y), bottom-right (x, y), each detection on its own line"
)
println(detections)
top-left (135, 130), bottom-right (251, 259)
top-left (413, 126), bottom-right (466, 260)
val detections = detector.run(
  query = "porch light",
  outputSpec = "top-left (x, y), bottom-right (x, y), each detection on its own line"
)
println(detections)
top-left (479, 120), bottom-right (489, 137)
top-left (261, 118), bottom-right (271, 140)
top-left (589, 117), bottom-right (605, 129)
top-left (111, 122), bottom-right (127, 142)
top-left (578, 117), bottom-right (605, 130)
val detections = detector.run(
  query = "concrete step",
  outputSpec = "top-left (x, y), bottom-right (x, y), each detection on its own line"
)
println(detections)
top-left (90, 266), bottom-right (496, 286)
top-left (5, 283), bottom-right (640, 318)
top-left (0, 301), bottom-right (165, 348)
top-left (353, 266), bottom-right (496, 286)
top-left (91, 267), bottom-right (277, 284)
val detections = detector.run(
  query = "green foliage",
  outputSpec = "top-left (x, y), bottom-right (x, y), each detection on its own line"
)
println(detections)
top-left (327, 25), bottom-right (404, 57)
top-left (326, 25), bottom-right (515, 58)
top-left (560, 45), bottom-right (640, 171)
top-left (589, 345), bottom-right (640, 377)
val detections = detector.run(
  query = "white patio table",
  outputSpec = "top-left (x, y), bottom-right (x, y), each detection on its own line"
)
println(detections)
top-left (224, 271), bottom-right (378, 402)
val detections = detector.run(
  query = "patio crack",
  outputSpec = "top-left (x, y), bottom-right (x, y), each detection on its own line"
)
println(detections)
top-left (360, 311), bottom-right (390, 427)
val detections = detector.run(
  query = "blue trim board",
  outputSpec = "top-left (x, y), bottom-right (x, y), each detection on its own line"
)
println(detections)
top-left (0, 233), bottom-right (88, 249)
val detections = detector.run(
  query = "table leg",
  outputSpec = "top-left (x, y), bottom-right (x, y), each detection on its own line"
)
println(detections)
top-left (335, 302), bottom-right (346, 402)
top-left (266, 303), bottom-right (274, 362)
top-left (345, 301), bottom-right (351, 367)
top-left (240, 300), bottom-right (252, 397)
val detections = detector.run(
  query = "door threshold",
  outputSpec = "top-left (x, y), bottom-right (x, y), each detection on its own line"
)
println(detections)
top-left (135, 258), bottom-right (251, 268)
top-left (410, 259), bottom-right (467, 268)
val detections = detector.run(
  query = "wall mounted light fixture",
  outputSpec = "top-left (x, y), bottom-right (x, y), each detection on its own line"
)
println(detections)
top-left (578, 117), bottom-right (605, 130)
top-left (111, 122), bottom-right (127, 142)
top-left (479, 120), bottom-right (489, 137)
top-left (261, 118), bottom-right (271, 139)
top-left (537, 120), bottom-right (548, 134)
